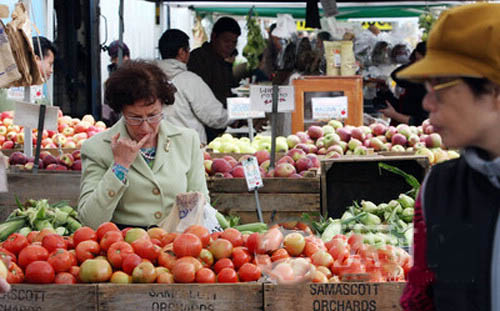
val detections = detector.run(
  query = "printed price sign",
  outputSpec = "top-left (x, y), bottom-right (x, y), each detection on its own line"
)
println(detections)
top-left (250, 85), bottom-right (295, 112)
top-left (242, 156), bottom-right (264, 191)
top-left (311, 96), bottom-right (348, 120)
top-left (13, 101), bottom-right (58, 131)
top-left (7, 85), bottom-right (44, 102)
top-left (227, 97), bottom-right (265, 120)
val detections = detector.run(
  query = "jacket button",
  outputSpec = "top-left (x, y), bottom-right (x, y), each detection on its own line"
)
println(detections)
top-left (154, 211), bottom-right (162, 219)
top-left (108, 190), bottom-right (115, 197)
top-left (152, 188), bottom-right (160, 195)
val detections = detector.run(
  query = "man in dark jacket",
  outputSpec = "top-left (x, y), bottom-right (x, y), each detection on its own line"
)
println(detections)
top-left (187, 17), bottom-right (241, 142)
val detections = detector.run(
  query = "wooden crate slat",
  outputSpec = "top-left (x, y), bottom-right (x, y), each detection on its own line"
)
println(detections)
top-left (0, 284), bottom-right (97, 311)
top-left (98, 283), bottom-right (263, 311)
top-left (264, 283), bottom-right (405, 311)
top-left (207, 177), bottom-right (320, 193)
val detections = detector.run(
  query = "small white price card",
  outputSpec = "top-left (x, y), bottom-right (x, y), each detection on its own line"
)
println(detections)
top-left (7, 85), bottom-right (44, 102)
top-left (250, 85), bottom-right (295, 112)
top-left (0, 154), bottom-right (8, 193)
top-left (311, 96), bottom-right (348, 120)
top-left (13, 101), bottom-right (59, 131)
top-left (227, 97), bottom-right (265, 120)
top-left (242, 156), bottom-right (264, 191)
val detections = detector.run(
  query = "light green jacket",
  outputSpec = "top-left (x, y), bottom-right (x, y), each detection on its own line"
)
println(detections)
top-left (77, 118), bottom-right (209, 229)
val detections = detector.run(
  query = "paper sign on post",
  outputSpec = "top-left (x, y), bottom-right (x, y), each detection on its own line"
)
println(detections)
top-left (311, 96), bottom-right (348, 120)
top-left (8, 86), bottom-right (44, 102)
top-left (227, 97), bottom-right (265, 120)
top-left (13, 101), bottom-right (59, 131)
top-left (250, 85), bottom-right (295, 112)
top-left (242, 156), bottom-right (264, 191)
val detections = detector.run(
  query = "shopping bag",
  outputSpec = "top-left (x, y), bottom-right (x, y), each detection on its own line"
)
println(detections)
top-left (158, 192), bottom-right (222, 233)
top-left (0, 20), bottom-right (21, 88)
top-left (4, 2), bottom-right (43, 87)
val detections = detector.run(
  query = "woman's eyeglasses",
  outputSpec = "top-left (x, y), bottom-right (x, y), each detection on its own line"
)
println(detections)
top-left (124, 112), bottom-right (164, 126)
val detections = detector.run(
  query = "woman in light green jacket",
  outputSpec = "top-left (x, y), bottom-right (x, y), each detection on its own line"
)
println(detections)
top-left (78, 60), bottom-right (209, 230)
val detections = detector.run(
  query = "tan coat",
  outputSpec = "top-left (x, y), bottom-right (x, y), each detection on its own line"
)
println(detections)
top-left (78, 118), bottom-right (209, 229)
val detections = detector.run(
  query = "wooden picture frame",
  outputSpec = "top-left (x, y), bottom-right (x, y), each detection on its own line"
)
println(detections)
top-left (291, 75), bottom-right (364, 133)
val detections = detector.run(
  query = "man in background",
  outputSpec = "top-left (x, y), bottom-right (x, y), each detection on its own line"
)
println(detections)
top-left (157, 29), bottom-right (229, 145)
top-left (187, 16), bottom-right (241, 142)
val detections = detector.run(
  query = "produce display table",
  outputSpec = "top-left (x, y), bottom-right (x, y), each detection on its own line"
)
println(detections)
top-left (1, 283), bottom-right (405, 311)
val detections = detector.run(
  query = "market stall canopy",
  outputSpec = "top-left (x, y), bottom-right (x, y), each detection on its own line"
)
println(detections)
top-left (190, 4), bottom-right (448, 19)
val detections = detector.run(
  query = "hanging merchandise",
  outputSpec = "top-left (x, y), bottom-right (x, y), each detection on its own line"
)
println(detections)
top-left (242, 10), bottom-right (266, 72)
top-left (272, 14), bottom-right (296, 40)
top-left (4, 2), bottom-right (43, 87)
top-left (324, 40), bottom-right (357, 76)
top-left (0, 20), bottom-right (22, 88)
top-left (192, 15), bottom-right (208, 49)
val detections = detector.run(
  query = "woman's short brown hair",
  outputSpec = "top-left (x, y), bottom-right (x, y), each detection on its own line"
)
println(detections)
top-left (104, 60), bottom-right (176, 113)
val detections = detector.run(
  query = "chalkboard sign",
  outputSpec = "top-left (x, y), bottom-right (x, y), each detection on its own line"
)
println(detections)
top-left (320, 155), bottom-right (429, 218)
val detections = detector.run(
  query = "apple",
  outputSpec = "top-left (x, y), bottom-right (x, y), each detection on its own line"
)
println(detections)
top-left (52, 134), bottom-right (67, 146)
top-left (353, 146), bottom-right (368, 156)
top-left (2, 141), bottom-right (14, 149)
top-left (95, 121), bottom-right (107, 130)
top-left (9, 151), bottom-right (28, 165)
top-left (286, 148), bottom-right (306, 162)
top-left (433, 148), bottom-right (449, 164)
top-left (307, 126), bottom-right (324, 140)
top-left (230, 165), bottom-right (245, 178)
top-left (385, 126), bottom-right (397, 140)
top-left (371, 123), bottom-right (387, 136)
top-left (277, 155), bottom-right (294, 166)
top-left (306, 154), bottom-right (320, 168)
top-left (64, 141), bottom-right (77, 149)
top-left (336, 128), bottom-right (351, 142)
top-left (295, 157), bottom-right (313, 173)
top-left (425, 133), bottom-right (442, 148)
top-left (351, 127), bottom-right (365, 141)
top-left (274, 163), bottom-right (296, 177)
top-left (72, 133), bottom-right (88, 142)
top-left (295, 131), bottom-right (309, 144)
top-left (0, 135), bottom-right (5, 145)
top-left (396, 124), bottom-right (412, 138)
top-left (82, 114), bottom-right (95, 125)
top-left (0, 125), bottom-right (7, 136)
top-left (322, 125), bottom-right (335, 135)
top-left (391, 133), bottom-right (407, 146)
top-left (0, 111), bottom-right (13, 120)
top-left (325, 151), bottom-right (342, 159)
top-left (8, 125), bottom-right (20, 133)
top-left (323, 133), bottom-right (341, 148)
top-left (132, 261), bottom-right (157, 283)
top-left (407, 134), bottom-right (420, 147)
top-left (58, 153), bottom-right (74, 167)
top-left (328, 119), bottom-right (343, 129)
top-left (348, 138), bottom-right (362, 151)
top-left (3, 118), bottom-right (13, 126)
top-left (369, 137), bottom-right (384, 151)
top-left (254, 150), bottom-right (270, 165)
top-left (415, 147), bottom-right (435, 164)
top-left (212, 158), bottom-right (232, 174)
top-left (391, 144), bottom-right (406, 152)
top-left (6, 131), bottom-right (17, 142)
top-left (259, 160), bottom-right (270, 172)
top-left (43, 154), bottom-right (58, 168)
top-left (72, 150), bottom-right (81, 160)
top-left (327, 144), bottom-right (344, 155)
top-left (204, 160), bottom-right (213, 175)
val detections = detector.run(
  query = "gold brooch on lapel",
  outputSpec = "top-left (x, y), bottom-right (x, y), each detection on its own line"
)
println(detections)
top-left (164, 139), bottom-right (171, 152)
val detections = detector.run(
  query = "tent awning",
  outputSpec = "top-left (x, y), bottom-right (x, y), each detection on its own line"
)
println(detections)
top-left (192, 5), bottom-right (448, 19)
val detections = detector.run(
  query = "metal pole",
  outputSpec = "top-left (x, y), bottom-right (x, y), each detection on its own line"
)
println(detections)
top-left (269, 84), bottom-right (279, 169)
top-left (33, 105), bottom-right (46, 174)
top-left (23, 87), bottom-right (33, 158)
top-left (118, 0), bottom-right (124, 65)
top-left (247, 118), bottom-right (254, 141)
top-left (254, 190), bottom-right (264, 223)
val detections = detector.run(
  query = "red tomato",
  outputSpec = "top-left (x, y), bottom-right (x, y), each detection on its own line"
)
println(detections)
top-left (176, 256), bottom-right (202, 272)
top-left (48, 249), bottom-right (73, 273)
top-left (6, 262), bottom-right (24, 284)
top-left (208, 238), bottom-right (233, 260)
top-left (75, 240), bottom-right (100, 264)
top-left (231, 247), bottom-right (251, 269)
top-left (220, 228), bottom-right (243, 248)
top-left (151, 239), bottom-right (162, 247)
top-left (173, 233), bottom-right (202, 258)
top-left (25, 261), bottom-right (55, 284)
top-left (245, 233), bottom-right (260, 254)
top-left (160, 233), bottom-right (178, 247)
top-left (54, 272), bottom-right (77, 284)
top-left (156, 272), bottom-right (174, 284)
top-left (327, 239), bottom-right (351, 262)
top-left (34, 229), bottom-right (57, 243)
top-left (158, 250), bottom-right (177, 270)
top-left (213, 258), bottom-right (234, 274)
top-left (0, 247), bottom-right (17, 264)
top-left (42, 234), bottom-right (66, 253)
top-left (68, 249), bottom-right (78, 266)
top-left (238, 263), bottom-right (261, 282)
top-left (18, 245), bottom-right (49, 268)
top-left (132, 238), bottom-right (161, 261)
top-left (184, 225), bottom-right (211, 248)
top-left (347, 234), bottom-right (365, 253)
top-left (271, 248), bottom-right (290, 262)
top-left (121, 227), bottom-right (132, 238)
top-left (195, 267), bottom-right (216, 283)
top-left (210, 232), bottom-right (222, 241)
top-left (100, 231), bottom-right (124, 252)
top-left (96, 222), bottom-right (120, 241)
top-left (63, 236), bottom-right (74, 250)
top-left (26, 231), bottom-right (39, 244)
top-left (172, 261), bottom-right (196, 283)
top-left (73, 227), bottom-right (97, 248)
top-left (122, 253), bottom-right (142, 275)
top-left (107, 241), bottom-right (134, 269)
top-left (69, 266), bottom-right (80, 281)
top-left (3, 233), bottom-right (28, 255)
top-left (217, 267), bottom-right (238, 283)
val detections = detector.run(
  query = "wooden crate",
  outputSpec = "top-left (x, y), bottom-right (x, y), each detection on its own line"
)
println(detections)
top-left (264, 282), bottom-right (405, 311)
top-left (0, 171), bottom-right (80, 222)
top-left (207, 177), bottom-right (321, 223)
top-left (1, 148), bottom-right (78, 157)
top-left (320, 155), bottom-right (429, 218)
top-left (0, 284), bottom-right (97, 310)
top-left (98, 283), bottom-right (263, 311)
